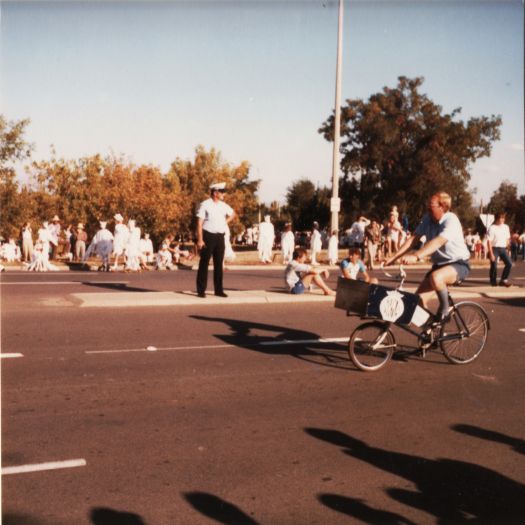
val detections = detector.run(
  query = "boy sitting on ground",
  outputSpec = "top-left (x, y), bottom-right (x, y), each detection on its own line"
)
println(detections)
top-left (340, 247), bottom-right (378, 284)
top-left (284, 248), bottom-right (335, 296)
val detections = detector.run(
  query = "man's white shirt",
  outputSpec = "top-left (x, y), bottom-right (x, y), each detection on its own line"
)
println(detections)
top-left (197, 199), bottom-right (234, 234)
top-left (487, 223), bottom-right (510, 248)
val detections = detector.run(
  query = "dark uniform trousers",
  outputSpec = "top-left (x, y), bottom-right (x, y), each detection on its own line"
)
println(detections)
top-left (197, 230), bottom-right (225, 294)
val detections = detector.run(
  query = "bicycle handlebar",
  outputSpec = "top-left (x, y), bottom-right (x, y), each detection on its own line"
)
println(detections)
top-left (380, 263), bottom-right (407, 290)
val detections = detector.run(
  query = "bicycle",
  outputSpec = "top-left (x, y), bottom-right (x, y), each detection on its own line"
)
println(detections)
top-left (335, 266), bottom-right (490, 372)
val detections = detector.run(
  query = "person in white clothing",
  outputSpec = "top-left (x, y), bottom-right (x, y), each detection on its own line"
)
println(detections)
top-left (140, 233), bottom-right (154, 264)
top-left (487, 212), bottom-right (512, 287)
top-left (328, 230), bottom-right (339, 266)
top-left (258, 215), bottom-right (275, 264)
top-left (280, 223), bottom-right (295, 264)
top-left (112, 213), bottom-right (129, 270)
top-left (84, 221), bottom-right (114, 271)
top-left (196, 182), bottom-right (236, 297)
top-left (21, 222), bottom-right (34, 262)
top-left (224, 225), bottom-right (236, 264)
top-left (1, 238), bottom-right (21, 262)
top-left (125, 219), bottom-right (142, 272)
top-left (310, 222), bottom-right (322, 265)
top-left (156, 243), bottom-right (175, 270)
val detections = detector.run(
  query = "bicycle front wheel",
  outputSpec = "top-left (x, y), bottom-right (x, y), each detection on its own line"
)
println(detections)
top-left (348, 322), bottom-right (396, 372)
top-left (440, 302), bottom-right (489, 364)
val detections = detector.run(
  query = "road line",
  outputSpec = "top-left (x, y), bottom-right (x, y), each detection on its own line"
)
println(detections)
top-left (85, 338), bottom-right (349, 355)
top-left (260, 337), bottom-right (349, 346)
top-left (2, 459), bottom-right (87, 476)
top-left (1, 353), bottom-right (23, 359)
top-left (0, 281), bottom-right (129, 285)
top-left (86, 344), bottom-right (236, 354)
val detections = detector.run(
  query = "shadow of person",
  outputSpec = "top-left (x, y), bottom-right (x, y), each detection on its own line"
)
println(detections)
top-left (452, 424), bottom-right (525, 455)
top-left (90, 507), bottom-right (147, 525)
top-left (81, 282), bottom-right (156, 293)
top-left (306, 428), bottom-right (525, 524)
top-left (318, 494), bottom-right (417, 525)
top-left (189, 315), bottom-right (351, 370)
top-left (183, 492), bottom-right (259, 525)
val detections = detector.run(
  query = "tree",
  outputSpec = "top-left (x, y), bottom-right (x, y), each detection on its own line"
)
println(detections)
top-left (319, 76), bottom-right (502, 226)
top-left (487, 181), bottom-right (524, 229)
top-left (285, 179), bottom-right (331, 231)
top-left (0, 116), bottom-right (33, 237)
top-left (168, 145), bottom-right (260, 236)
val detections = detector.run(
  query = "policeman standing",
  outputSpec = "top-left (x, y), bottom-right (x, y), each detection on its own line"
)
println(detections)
top-left (196, 182), bottom-right (236, 298)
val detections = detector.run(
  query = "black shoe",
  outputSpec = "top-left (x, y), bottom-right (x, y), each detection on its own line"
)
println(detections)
top-left (197, 292), bottom-right (206, 298)
top-left (215, 292), bottom-right (228, 298)
top-left (499, 281), bottom-right (512, 288)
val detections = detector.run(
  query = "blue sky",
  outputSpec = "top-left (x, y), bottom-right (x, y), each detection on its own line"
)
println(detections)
top-left (1, 0), bottom-right (523, 205)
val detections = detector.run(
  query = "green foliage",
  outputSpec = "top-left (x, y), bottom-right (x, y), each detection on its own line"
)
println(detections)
top-left (0, 116), bottom-right (33, 237)
top-left (319, 76), bottom-right (502, 226)
top-left (284, 179), bottom-right (331, 231)
top-left (487, 180), bottom-right (525, 229)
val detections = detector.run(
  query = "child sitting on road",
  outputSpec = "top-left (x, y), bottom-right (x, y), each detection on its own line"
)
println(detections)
top-left (340, 247), bottom-right (378, 284)
top-left (284, 248), bottom-right (335, 296)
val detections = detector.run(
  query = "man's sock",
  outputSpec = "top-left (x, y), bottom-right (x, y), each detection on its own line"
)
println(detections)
top-left (436, 288), bottom-right (450, 318)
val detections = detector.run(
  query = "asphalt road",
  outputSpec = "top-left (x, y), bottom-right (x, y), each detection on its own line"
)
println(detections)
top-left (2, 264), bottom-right (525, 524)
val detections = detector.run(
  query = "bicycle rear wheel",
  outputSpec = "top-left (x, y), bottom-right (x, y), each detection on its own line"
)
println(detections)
top-left (440, 302), bottom-right (489, 364)
top-left (348, 321), bottom-right (395, 372)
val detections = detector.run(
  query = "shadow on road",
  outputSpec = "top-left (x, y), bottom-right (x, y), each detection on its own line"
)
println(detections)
top-left (90, 507), bottom-right (147, 525)
top-left (452, 424), bottom-right (525, 455)
top-left (81, 282), bottom-right (156, 293)
top-left (183, 492), bottom-right (259, 525)
top-left (306, 427), bottom-right (525, 524)
top-left (189, 315), bottom-right (352, 371)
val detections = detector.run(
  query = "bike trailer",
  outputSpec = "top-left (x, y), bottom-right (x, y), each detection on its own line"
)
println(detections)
top-left (335, 278), bottom-right (429, 326)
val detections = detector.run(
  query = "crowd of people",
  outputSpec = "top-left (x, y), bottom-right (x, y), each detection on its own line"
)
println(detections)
top-left (1, 204), bottom-right (524, 292)
top-left (0, 214), bottom-right (196, 273)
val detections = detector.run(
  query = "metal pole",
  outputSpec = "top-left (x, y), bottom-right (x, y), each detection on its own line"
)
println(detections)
top-left (330, 0), bottom-right (344, 234)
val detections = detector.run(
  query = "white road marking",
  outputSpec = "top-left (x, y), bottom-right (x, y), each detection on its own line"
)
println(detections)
top-left (1, 353), bottom-right (23, 359)
top-left (2, 458), bottom-right (87, 476)
top-left (0, 281), bottom-right (129, 285)
top-left (86, 344), bottom-right (235, 354)
top-left (260, 337), bottom-right (349, 346)
top-left (85, 337), bottom-right (349, 355)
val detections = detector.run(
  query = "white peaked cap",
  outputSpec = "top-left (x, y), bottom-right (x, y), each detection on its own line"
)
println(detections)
top-left (210, 182), bottom-right (226, 190)
top-left (114, 213), bottom-right (124, 221)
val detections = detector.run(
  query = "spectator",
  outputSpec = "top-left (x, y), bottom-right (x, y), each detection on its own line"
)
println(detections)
top-left (125, 219), bottom-right (142, 272)
top-left (21, 222), bottom-right (34, 262)
top-left (328, 230), bottom-right (339, 266)
top-left (510, 229), bottom-right (520, 262)
top-left (284, 247), bottom-right (335, 296)
top-left (111, 213), bottom-right (129, 270)
top-left (155, 243), bottom-right (175, 270)
top-left (49, 215), bottom-right (61, 259)
top-left (75, 223), bottom-right (88, 261)
top-left (310, 221), bottom-right (323, 265)
top-left (258, 215), bottom-right (275, 264)
top-left (487, 212), bottom-right (512, 287)
top-left (140, 233), bottom-right (154, 264)
top-left (281, 223), bottom-right (295, 264)
top-left (1, 238), bottom-right (21, 262)
top-left (365, 219), bottom-right (382, 270)
top-left (84, 220), bottom-right (114, 271)
top-left (386, 211), bottom-right (403, 257)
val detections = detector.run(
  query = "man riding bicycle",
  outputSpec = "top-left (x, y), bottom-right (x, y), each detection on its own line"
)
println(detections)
top-left (385, 192), bottom-right (471, 322)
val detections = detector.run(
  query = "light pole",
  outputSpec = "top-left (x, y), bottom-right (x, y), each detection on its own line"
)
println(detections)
top-left (330, 0), bottom-right (344, 235)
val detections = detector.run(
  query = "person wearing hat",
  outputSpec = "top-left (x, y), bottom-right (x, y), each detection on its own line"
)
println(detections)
top-left (280, 223), bottom-right (295, 264)
top-left (84, 221), bottom-right (114, 271)
top-left (112, 213), bottom-right (129, 270)
top-left (196, 182), bottom-right (236, 297)
top-left (75, 223), bottom-right (88, 262)
top-left (49, 215), bottom-right (61, 260)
